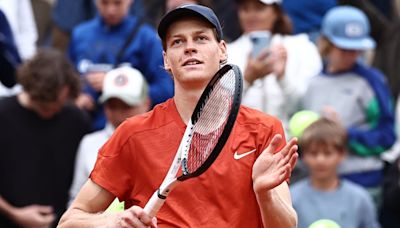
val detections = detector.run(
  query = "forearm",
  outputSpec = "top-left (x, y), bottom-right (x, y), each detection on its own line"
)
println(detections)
top-left (58, 208), bottom-right (116, 228)
top-left (0, 196), bottom-right (14, 219)
top-left (255, 184), bottom-right (297, 228)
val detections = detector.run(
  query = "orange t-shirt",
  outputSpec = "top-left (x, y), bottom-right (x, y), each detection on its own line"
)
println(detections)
top-left (90, 98), bottom-right (286, 227)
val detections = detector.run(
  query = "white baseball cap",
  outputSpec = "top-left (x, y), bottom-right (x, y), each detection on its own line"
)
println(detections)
top-left (260, 0), bottom-right (281, 4)
top-left (99, 66), bottom-right (148, 106)
top-left (237, 0), bottom-right (281, 5)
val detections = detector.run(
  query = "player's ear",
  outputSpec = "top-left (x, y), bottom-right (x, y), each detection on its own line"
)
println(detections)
top-left (163, 51), bottom-right (172, 73)
top-left (218, 40), bottom-right (228, 64)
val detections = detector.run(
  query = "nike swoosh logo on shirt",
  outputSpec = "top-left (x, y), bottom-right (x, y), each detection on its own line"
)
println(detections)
top-left (234, 149), bottom-right (256, 160)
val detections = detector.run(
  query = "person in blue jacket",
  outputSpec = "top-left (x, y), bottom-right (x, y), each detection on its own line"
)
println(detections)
top-left (69, 0), bottom-right (174, 131)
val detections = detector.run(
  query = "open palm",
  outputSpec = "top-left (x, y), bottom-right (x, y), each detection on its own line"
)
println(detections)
top-left (252, 135), bottom-right (298, 194)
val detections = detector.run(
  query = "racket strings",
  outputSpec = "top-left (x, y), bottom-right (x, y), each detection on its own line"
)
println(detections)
top-left (186, 70), bottom-right (236, 173)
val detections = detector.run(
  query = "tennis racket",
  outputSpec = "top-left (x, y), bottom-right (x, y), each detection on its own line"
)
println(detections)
top-left (143, 64), bottom-right (243, 217)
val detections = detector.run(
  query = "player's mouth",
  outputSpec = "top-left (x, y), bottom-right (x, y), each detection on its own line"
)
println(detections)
top-left (182, 58), bottom-right (203, 66)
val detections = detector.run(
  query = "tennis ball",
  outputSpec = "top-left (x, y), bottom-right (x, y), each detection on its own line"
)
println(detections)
top-left (289, 110), bottom-right (319, 138)
top-left (105, 198), bottom-right (125, 213)
top-left (309, 219), bottom-right (341, 228)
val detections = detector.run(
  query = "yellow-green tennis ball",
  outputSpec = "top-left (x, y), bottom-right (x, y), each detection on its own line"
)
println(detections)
top-left (105, 198), bottom-right (125, 213)
top-left (289, 110), bottom-right (319, 138)
top-left (309, 219), bottom-right (341, 228)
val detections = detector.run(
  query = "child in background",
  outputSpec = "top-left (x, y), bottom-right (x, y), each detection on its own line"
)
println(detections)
top-left (302, 6), bottom-right (395, 201)
top-left (291, 118), bottom-right (380, 228)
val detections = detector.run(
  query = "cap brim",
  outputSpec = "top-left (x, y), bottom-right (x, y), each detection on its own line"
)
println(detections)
top-left (330, 36), bottom-right (376, 50)
top-left (99, 94), bottom-right (140, 106)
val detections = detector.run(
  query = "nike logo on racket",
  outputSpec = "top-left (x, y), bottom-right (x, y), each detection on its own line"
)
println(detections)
top-left (234, 149), bottom-right (256, 160)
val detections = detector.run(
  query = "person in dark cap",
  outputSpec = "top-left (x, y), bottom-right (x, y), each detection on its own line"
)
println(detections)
top-left (58, 4), bottom-right (298, 227)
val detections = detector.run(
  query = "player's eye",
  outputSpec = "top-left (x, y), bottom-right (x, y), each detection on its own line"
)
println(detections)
top-left (195, 35), bottom-right (208, 42)
top-left (171, 39), bottom-right (183, 47)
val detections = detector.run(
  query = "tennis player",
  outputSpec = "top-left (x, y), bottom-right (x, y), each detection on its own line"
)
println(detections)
top-left (58, 4), bottom-right (298, 228)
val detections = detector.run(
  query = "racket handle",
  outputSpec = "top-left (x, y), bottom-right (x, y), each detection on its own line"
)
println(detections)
top-left (143, 190), bottom-right (166, 218)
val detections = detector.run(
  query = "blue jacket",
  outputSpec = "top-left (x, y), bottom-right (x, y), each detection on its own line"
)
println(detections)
top-left (282, 0), bottom-right (337, 34)
top-left (69, 15), bottom-right (174, 130)
top-left (52, 0), bottom-right (145, 32)
top-left (347, 63), bottom-right (396, 156)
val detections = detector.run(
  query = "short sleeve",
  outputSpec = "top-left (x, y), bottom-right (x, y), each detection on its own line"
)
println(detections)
top-left (90, 123), bottom-right (136, 200)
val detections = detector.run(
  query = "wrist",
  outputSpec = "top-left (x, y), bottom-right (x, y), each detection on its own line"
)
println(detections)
top-left (0, 200), bottom-right (16, 220)
top-left (253, 185), bottom-right (273, 201)
top-left (7, 206), bottom-right (19, 223)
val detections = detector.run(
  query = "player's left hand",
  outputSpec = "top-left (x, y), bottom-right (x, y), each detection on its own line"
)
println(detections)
top-left (252, 135), bottom-right (298, 194)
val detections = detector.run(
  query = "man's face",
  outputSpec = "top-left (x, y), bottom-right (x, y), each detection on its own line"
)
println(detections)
top-left (95, 0), bottom-right (132, 26)
top-left (326, 46), bottom-right (360, 73)
top-left (163, 17), bottom-right (227, 90)
top-left (29, 86), bottom-right (70, 119)
top-left (104, 98), bottom-right (149, 127)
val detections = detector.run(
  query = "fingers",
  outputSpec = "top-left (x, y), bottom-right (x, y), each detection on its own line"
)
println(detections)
top-left (119, 206), bottom-right (157, 228)
top-left (151, 217), bottom-right (158, 228)
top-left (256, 48), bottom-right (271, 60)
top-left (279, 137), bottom-right (298, 158)
top-left (268, 134), bottom-right (283, 150)
top-left (259, 134), bottom-right (283, 159)
top-left (40, 212), bottom-right (56, 225)
top-left (34, 205), bottom-right (53, 214)
top-left (134, 207), bottom-right (154, 226)
top-left (289, 150), bottom-right (298, 171)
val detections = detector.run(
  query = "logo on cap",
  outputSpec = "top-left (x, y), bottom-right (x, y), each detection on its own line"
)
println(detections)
top-left (345, 23), bottom-right (363, 37)
top-left (114, 74), bottom-right (129, 87)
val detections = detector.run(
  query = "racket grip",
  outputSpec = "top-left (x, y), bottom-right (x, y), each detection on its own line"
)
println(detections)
top-left (143, 190), bottom-right (166, 218)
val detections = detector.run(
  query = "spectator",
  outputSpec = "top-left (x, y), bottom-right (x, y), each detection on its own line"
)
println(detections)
top-left (0, 49), bottom-right (90, 227)
top-left (68, 66), bottom-right (150, 206)
top-left (291, 118), bottom-right (380, 228)
top-left (228, 0), bottom-right (322, 134)
top-left (282, 0), bottom-right (337, 42)
top-left (69, 0), bottom-right (174, 131)
top-left (51, 0), bottom-right (146, 53)
top-left (302, 6), bottom-right (395, 200)
top-left (0, 0), bottom-right (38, 60)
top-left (0, 9), bottom-right (20, 91)
top-left (339, 0), bottom-right (400, 106)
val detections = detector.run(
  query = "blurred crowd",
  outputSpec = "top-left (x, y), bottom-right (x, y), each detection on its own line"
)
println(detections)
top-left (1, 0), bottom-right (400, 227)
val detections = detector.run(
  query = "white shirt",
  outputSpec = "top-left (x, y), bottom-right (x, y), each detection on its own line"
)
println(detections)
top-left (228, 33), bottom-right (322, 130)
top-left (68, 123), bottom-right (114, 206)
top-left (0, 0), bottom-right (37, 60)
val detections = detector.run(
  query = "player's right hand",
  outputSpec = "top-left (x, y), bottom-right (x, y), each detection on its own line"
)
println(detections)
top-left (109, 206), bottom-right (157, 228)
top-left (11, 204), bottom-right (55, 228)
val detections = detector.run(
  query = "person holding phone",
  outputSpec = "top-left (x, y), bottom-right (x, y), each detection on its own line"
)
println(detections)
top-left (228, 0), bottom-right (322, 135)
